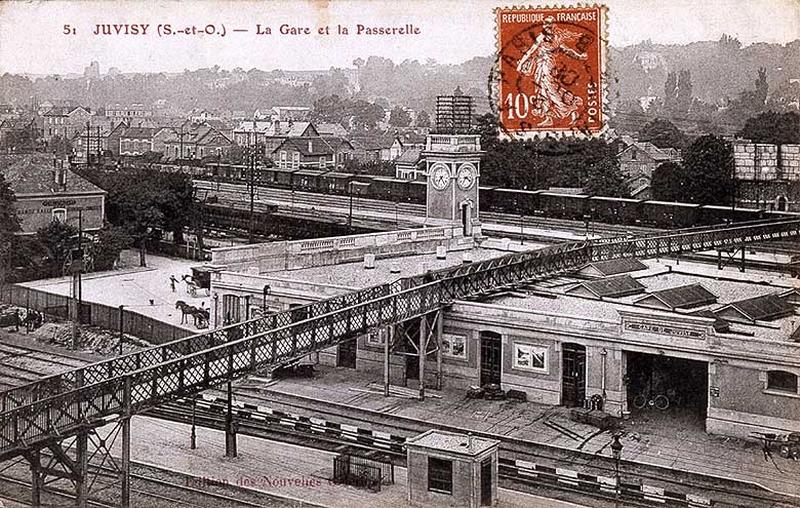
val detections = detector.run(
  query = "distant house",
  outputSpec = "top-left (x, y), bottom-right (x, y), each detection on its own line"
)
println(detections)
top-left (233, 120), bottom-right (318, 153)
top-left (42, 105), bottom-right (92, 141)
top-left (271, 137), bottom-right (335, 170)
top-left (618, 141), bottom-right (680, 180)
top-left (0, 117), bottom-right (40, 152)
top-left (119, 127), bottom-right (156, 156)
top-left (394, 148), bottom-right (424, 180)
top-left (0, 153), bottom-right (106, 233)
top-left (321, 136), bottom-right (355, 168)
top-left (104, 103), bottom-right (154, 119)
top-left (162, 125), bottom-right (233, 160)
top-left (260, 106), bottom-right (311, 122)
top-left (390, 132), bottom-right (426, 160)
top-left (350, 135), bottom-right (395, 162)
top-left (317, 123), bottom-right (348, 137)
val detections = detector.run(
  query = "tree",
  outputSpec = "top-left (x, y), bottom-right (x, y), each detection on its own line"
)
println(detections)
top-left (680, 135), bottom-right (734, 205)
top-left (93, 226), bottom-right (132, 271)
top-left (651, 161), bottom-right (684, 202)
top-left (351, 100), bottom-right (386, 130)
top-left (638, 118), bottom-right (687, 149)
top-left (416, 110), bottom-right (431, 128)
top-left (388, 106), bottom-right (411, 128)
top-left (738, 111), bottom-right (800, 145)
top-left (0, 173), bottom-right (21, 287)
top-left (36, 220), bottom-right (79, 277)
top-left (474, 113), bottom-right (499, 150)
top-left (583, 157), bottom-right (630, 198)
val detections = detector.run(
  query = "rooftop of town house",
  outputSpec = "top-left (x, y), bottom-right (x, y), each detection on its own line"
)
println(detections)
top-left (485, 258), bottom-right (800, 343)
top-left (0, 153), bottom-right (105, 196)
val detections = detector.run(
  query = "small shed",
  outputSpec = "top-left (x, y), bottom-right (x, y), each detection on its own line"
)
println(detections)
top-left (406, 430), bottom-right (499, 508)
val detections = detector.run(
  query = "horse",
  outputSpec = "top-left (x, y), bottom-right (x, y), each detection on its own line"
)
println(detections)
top-left (175, 301), bottom-right (196, 324)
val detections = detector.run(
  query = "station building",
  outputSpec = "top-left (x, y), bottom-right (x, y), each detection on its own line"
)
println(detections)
top-left (207, 221), bottom-right (800, 439)
top-left (206, 119), bottom-right (800, 440)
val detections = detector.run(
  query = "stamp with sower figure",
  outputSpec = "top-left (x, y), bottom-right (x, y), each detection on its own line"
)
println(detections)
top-left (494, 5), bottom-right (607, 139)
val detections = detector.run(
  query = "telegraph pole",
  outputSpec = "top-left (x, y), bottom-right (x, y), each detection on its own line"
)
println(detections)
top-left (248, 131), bottom-right (256, 244)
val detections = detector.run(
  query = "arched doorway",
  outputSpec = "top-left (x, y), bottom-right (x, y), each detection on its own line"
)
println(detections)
top-left (776, 196), bottom-right (788, 212)
top-left (562, 343), bottom-right (586, 407)
top-left (480, 331), bottom-right (502, 386)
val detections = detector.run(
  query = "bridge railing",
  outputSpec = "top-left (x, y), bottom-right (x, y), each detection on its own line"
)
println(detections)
top-left (4, 218), bottom-right (800, 417)
top-left (0, 280), bottom-right (443, 459)
top-left (0, 279), bottom-right (401, 416)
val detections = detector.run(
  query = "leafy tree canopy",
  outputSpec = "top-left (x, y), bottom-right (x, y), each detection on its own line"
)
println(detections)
top-left (737, 111), bottom-right (800, 145)
top-left (638, 118), bottom-right (688, 149)
top-left (388, 106), bottom-right (411, 128)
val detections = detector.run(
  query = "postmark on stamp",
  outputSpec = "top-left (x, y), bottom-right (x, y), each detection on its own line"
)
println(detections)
top-left (494, 5), bottom-right (608, 139)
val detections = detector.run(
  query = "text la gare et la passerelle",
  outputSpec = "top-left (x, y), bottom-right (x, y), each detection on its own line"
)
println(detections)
top-left (81, 23), bottom-right (420, 37)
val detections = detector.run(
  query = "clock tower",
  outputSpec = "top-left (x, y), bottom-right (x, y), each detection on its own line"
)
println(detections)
top-left (424, 92), bottom-right (484, 236)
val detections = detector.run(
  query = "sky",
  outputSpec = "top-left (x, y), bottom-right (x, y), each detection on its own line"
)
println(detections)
top-left (0, 0), bottom-right (798, 75)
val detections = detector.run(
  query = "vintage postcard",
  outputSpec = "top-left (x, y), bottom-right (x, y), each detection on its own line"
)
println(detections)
top-left (1, 1), bottom-right (800, 508)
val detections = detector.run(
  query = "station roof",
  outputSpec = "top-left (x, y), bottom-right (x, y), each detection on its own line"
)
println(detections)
top-left (566, 275), bottom-right (645, 298)
top-left (634, 283), bottom-right (717, 310)
top-left (487, 258), bottom-right (800, 342)
top-left (714, 293), bottom-right (795, 323)
top-left (270, 246), bottom-right (539, 289)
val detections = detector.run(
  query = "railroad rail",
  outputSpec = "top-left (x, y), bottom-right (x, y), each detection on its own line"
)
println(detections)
top-left (147, 395), bottom-right (786, 508)
top-left (3, 218), bottom-right (800, 460)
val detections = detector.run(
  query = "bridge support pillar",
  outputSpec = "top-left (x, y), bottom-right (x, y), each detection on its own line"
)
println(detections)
top-left (384, 325), bottom-right (392, 397)
top-left (26, 449), bottom-right (43, 507)
top-left (225, 381), bottom-right (238, 458)
top-left (121, 378), bottom-right (132, 508)
top-left (75, 431), bottom-right (89, 508)
top-left (435, 311), bottom-right (443, 391)
top-left (419, 317), bottom-right (427, 401)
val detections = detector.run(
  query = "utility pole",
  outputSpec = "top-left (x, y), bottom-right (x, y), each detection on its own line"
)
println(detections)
top-left (71, 210), bottom-right (84, 350)
top-left (248, 131), bottom-right (256, 244)
top-left (85, 121), bottom-right (91, 166)
top-left (118, 305), bottom-right (125, 355)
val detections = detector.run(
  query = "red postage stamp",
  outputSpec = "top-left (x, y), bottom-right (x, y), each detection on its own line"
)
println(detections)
top-left (495, 5), bottom-right (607, 138)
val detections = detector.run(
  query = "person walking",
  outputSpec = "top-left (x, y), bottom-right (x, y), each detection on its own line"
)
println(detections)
top-left (169, 275), bottom-right (178, 292)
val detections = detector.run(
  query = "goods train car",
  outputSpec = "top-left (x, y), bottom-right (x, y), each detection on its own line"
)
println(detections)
top-left (539, 191), bottom-right (590, 220)
top-left (639, 200), bottom-right (701, 229)
top-left (698, 204), bottom-right (766, 225)
top-left (588, 196), bottom-right (644, 225)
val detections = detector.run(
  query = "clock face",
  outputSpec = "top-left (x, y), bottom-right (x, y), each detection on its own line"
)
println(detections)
top-left (457, 163), bottom-right (477, 190)
top-left (430, 163), bottom-right (450, 191)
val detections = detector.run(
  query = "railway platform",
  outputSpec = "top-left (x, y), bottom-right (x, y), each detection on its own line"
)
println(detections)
top-left (95, 415), bottom-right (588, 508)
top-left (225, 365), bottom-right (800, 500)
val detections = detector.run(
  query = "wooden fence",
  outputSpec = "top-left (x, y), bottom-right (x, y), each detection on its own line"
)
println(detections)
top-left (0, 284), bottom-right (192, 345)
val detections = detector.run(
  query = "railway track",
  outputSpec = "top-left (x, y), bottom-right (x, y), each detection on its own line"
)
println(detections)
top-left (0, 458), bottom-right (305, 508)
top-left (149, 392), bottom-right (798, 508)
top-left (0, 342), bottom-right (88, 391)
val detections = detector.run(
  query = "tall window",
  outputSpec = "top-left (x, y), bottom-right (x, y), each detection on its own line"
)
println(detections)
top-left (767, 371), bottom-right (798, 393)
top-left (427, 457), bottom-right (453, 494)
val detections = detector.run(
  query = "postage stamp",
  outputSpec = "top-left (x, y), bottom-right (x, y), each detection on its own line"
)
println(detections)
top-left (494, 5), bottom-right (608, 139)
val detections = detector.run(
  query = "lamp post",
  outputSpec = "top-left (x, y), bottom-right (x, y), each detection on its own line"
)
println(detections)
top-left (348, 180), bottom-right (354, 231)
top-left (118, 305), bottom-right (125, 356)
top-left (262, 284), bottom-right (271, 315)
top-left (611, 433), bottom-right (623, 507)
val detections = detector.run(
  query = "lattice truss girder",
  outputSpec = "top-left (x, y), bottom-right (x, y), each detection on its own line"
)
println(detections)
top-left (2, 219), bottom-right (799, 459)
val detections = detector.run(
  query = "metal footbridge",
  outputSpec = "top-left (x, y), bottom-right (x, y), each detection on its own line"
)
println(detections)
top-left (1, 218), bottom-right (799, 505)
